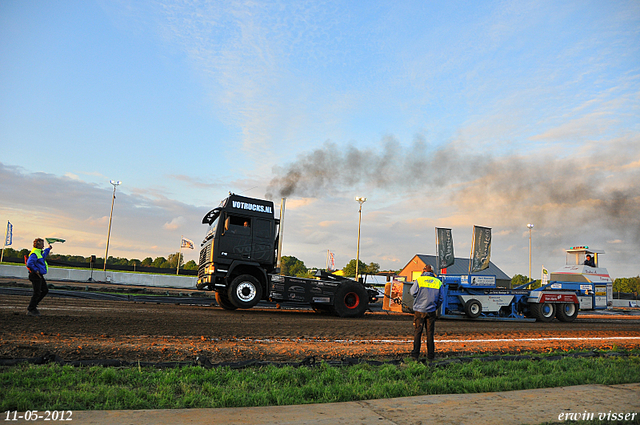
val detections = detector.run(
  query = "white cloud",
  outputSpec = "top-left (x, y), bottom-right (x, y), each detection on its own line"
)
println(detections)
top-left (64, 172), bottom-right (80, 180)
top-left (0, 163), bottom-right (205, 263)
top-left (265, 132), bottom-right (640, 278)
top-left (4, 0), bottom-right (640, 280)
top-left (530, 112), bottom-right (614, 142)
top-left (163, 216), bottom-right (186, 230)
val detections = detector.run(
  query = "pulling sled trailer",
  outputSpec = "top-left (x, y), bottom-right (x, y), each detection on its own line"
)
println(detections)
top-left (387, 247), bottom-right (613, 323)
top-left (437, 274), bottom-right (534, 322)
top-left (522, 246), bottom-right (613, 322)
top-left (197, 194), bottom-right (378, 317)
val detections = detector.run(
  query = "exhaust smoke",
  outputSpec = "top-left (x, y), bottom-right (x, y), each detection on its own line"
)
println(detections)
top-left (266, 135), bottom-right (640, 244)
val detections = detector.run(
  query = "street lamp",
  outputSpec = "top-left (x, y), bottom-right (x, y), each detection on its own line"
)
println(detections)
top-left (277, 198), bottom-right (286, 273)
top-left (355, 197), bottom-right (367, 281)
top-left (527, 223), bottom-right (534, 283)
top-left (104, 180), bottom-right (121, 271)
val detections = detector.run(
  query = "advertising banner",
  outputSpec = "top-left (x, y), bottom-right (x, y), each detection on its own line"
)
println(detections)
top-left (541, 265), bottom-right (550, 286)
top-left (436, 227), bottom-right (455, 272)
top-left (470, 225), bottom-right (491, 273)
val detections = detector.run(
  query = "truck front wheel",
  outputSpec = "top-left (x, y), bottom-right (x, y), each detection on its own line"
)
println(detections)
top-left (556, 303), bottom-right (579, 322)
top-left (333, 282), bottom-right (368, 318)
top-left (215, 290), bottom-right (237, 310)
top-left (531, 302), bottom-right (555, 322)
top-left (228, 274), bottom-right (263, 309)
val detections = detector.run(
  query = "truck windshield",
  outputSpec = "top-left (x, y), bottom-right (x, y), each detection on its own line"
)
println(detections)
top-left (566, 251), bottom-right (596, 266)
top-left (204, 217), bottom-right (219, 242)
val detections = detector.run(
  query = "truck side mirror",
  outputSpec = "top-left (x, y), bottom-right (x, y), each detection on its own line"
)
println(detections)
top-left (223, 217), bottom-right (230, 234)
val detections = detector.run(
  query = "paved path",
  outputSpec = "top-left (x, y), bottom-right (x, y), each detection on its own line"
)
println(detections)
top-left (13, 383), bottom-right (639, 425)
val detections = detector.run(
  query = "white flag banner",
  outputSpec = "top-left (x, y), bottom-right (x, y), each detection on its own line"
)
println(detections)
top-left (5, 221), bottom-right (12, 246)
top-left (181, 237), bottom-right (194, 249)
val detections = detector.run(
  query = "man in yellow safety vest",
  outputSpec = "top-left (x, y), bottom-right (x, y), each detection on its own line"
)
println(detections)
top-left (25, 238), bottom-right (52, 316)
top-left (410, 264), bottom-right (444, 361)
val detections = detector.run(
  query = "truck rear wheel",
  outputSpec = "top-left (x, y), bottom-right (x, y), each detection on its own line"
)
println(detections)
top-left (215, 290), bottom-right (237, 310)
top-left (556, 303), bottom-right (579, 322)
top-left (228, 274), bottom-right (263, 309)
top-left (333, 282), bottom-right (368, 318)
top-left (464, 299), bottom-right (482, 319)
top-left (531, 302), bottom-right (555, 322)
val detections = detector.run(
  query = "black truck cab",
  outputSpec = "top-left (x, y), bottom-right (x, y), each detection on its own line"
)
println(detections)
top-left (197, 194), bottom-right (279, 309)
top-left (198, 193), bottom-right (376, 317)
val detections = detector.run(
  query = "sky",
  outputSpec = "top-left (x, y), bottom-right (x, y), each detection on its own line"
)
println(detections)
top-left (1, 0), bottom-right (639, 279)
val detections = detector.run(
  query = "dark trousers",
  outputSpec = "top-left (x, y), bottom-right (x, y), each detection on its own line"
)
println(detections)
top-left (411, 311), bottom-right (437, 360)
top-left (28, 272), bottom-right (48, 311)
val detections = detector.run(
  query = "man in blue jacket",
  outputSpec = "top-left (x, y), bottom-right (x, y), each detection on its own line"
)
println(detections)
top-left (26, 238), bottom-right (52, 317)
top-left (410, 264), bottom-right (444, 361)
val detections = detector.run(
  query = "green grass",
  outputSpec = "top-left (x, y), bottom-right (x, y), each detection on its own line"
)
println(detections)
top-left (1, 351), bottom-right (639, 411)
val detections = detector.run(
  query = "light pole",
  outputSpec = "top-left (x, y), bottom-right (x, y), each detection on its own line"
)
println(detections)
top-left (104, 180), bottom-right (121, 271)
top-left (355, 197), bottom-right (366, 281)
top-left (277, 198), bottom-right (286, 273)
top-left (527, 223), bottom-right (534, 283)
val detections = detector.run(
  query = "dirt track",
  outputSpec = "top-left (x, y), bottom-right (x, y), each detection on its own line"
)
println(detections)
top-left (2, 284), bottom-right (640, 363)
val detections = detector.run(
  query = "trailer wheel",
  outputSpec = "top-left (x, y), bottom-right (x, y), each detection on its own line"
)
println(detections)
top-left (464, 299), bottom-right (482, 319)
top-left (228, 275), bottom-right (263, 309)
top-left (556, 303), bottom-right (578, 322)
top-left (215, 290), bottom-right (237, 310)
top-left (333, 282), bottom-right (368, 318)
top-left (531, 302), bottom-right (555, 322)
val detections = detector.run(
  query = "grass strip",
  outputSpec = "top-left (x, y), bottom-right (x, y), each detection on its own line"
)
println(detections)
top-left (1, 351), bottom-right (639, 411)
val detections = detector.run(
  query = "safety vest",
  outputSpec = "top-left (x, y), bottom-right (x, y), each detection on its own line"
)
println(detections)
top-left (416, 275), bottom-right (442, 289)
top-left (412, 273), bottom-right (444, 313)
top-left (29, 248), bottom-right (48, 273)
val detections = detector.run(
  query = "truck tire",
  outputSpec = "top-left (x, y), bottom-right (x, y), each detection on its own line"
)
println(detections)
top-left (556, 303), bottom-right (579, 322)
top-left (531, 302), bottom-right (555, 322)
top-left (333, 282), bottom-right (368, 318)
top-left (228, 274), bottom-right (263, 309)
top-left (311, 304), bottom-right (335, 315)
top-left (464, 299), bottom-right (482, 319)
top-left (215, 290), bottom-right (237, 310)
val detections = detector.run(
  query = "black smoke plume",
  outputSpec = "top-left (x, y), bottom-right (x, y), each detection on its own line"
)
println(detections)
top-left (266, 136), bottom-right (640, 241)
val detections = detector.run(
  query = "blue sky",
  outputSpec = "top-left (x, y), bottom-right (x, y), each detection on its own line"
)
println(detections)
top-left (1, 0), bottom-right (639, 278)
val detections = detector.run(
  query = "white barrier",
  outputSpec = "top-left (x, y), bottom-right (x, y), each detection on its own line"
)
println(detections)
top-left (612, 299), bottom-right (638, 308)
top-left (0, 264), bottom-right (196, 289)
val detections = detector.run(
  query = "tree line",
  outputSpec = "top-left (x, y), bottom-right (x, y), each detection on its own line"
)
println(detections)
top-left (281, 255), bottom-right (385, 278)
top-left (613, 276), bottom-right (640, 295)
top-left (4, 246), bottom-right (638, 294)
top-left (2, 249), bottom-right (382, 276)
top-left (511, 273), bottom-right (639, 295)
top-left (0, 247), bottom-right (197, 271)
